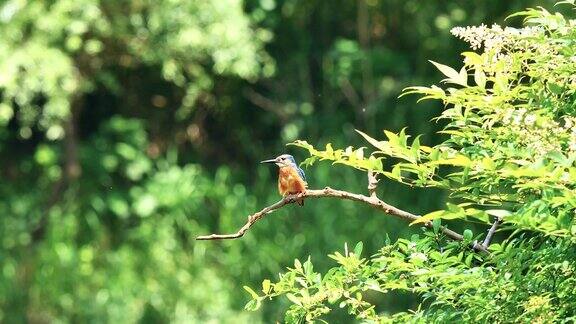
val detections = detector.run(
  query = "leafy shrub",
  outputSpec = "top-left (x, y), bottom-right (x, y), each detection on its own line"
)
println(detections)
top-left (246, 4), bottom-right (576, 322)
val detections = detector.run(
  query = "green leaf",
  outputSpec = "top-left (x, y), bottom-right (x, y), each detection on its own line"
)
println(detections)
top-left (243, 286), bottom-right (260, 300)
top-left (400, 85), bottom-right (446, 101)
top-left (461, 52), bottom-right (483, 67)
top-left (465, 253), bottom-right (474, 266)
top-left (411, 135), bottom-right (421, 159)
top-left (398, 127), bottom-right (409, 147)
top-left (411, 207), bottom-right (465, 225)
top-left (430, 60), bottom-right (460, 80)
top-left (384, 130), bottom-right (400, 146)
top-left (244, 299), bottom-right (261, 311)
top-left (355, 129), bottom-right (385, 151)
top-left (262, 279), bottom-right (272, 294)
top-left (430, 155), bottom-right (471, 167)
top-left (294, 259), bottom-right (302, 271)
top-left (432, 219), bottom-right (441, 234)
top-left (429, 60), bottom-right (468, 86)
top-left (486, 209), bottom-right (512, 218)
top-left (286, 293), bottom-right (302, 306)
top-left (391, 165), bottom-right (402, 179)
top-left (353, 241), bottom-right (363, 256)
top-left (303, 257), bottom-right (313, 275)
top-left (410, 210), bottom-right (445, 225)
top-left (474, 68), bottom-right (486, 88)
top-left (325, 143), bottom-right (334, 155)
top-left (458, 66), bottom-right (468, 87)
top-left (481, 157), bottom-right (495, 170)
top-left (546, 151), bottom-right (570, 167)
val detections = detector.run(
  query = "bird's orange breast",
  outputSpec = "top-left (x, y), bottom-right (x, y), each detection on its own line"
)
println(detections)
top-left (278, 167), bottom-right (307, 196)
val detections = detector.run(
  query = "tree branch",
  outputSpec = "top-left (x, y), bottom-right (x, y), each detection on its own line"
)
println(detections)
top-left (33, 94), bottom-right (83, 243)
top-left (243, 88), bottom-right (289, 121)
top-left (195, 187), bottom-right (487, 252)
top-left (482, 216), bottom-right (503, 248)
top-left (339, 78), bottom-right (363, 110)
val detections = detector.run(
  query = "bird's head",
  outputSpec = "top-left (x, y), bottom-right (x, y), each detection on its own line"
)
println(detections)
top-left (260, 154), bottom-right (297, 168)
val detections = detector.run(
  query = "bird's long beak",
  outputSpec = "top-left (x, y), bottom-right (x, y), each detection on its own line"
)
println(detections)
top-left (260, 158), bottom-right (278, 164)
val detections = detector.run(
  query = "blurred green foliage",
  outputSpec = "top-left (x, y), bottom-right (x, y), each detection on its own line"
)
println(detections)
top-left (0, 0), bottom-right (565, 322)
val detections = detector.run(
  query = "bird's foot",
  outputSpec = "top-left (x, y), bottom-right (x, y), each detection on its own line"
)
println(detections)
top-left (285, 194), bottom-right (296, 203)
top-left (284, 192), bottom-right (305, 203)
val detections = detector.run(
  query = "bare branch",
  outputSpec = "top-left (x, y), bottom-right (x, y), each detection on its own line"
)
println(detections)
top-left (196, 187), bottom-right (488, 252)
top-left (339, 78), bottom-right (363, 110)
top-left (243, 88), bottom-right (288, 121)
top-left (482, 216), bottom-right (503, 248)
top-left (196, 197), bottom-right (291, 240)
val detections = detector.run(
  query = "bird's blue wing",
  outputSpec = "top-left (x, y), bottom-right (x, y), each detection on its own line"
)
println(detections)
top-left (296, 166), bottom-right (306, 182)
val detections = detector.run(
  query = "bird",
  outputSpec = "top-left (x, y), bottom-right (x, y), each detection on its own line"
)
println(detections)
top-left (261, 154), bottom-right (308, 206)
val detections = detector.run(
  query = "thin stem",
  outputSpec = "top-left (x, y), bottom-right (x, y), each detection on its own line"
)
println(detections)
top-left (482, 216), bottom-right (503, 248)
top-left (367, 171), bottom-right (379, 198)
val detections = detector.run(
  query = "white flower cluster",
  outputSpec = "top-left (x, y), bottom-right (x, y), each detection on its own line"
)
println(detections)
top-left (450, 24), bottom-right (490, 50)
top-left (498, 108), bottom-right (576, 156)
top-left (450, 24), bottom-right (543, 52)
top-left (501, 108), bottom-right (529, 126)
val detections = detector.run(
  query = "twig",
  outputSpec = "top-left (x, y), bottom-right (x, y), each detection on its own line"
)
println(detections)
top-left (195, 187), bottom-right (488, 252)
top-left (339, 78), bottom-right (363, 110)
top-left (367, 171), bottom-right (379, 198)
top-left (243, 88), bottom-right (289, 121)
top-left (482, 216), bottom-right (503, 248)
top-left (195, 197), bottom-right (291, 240)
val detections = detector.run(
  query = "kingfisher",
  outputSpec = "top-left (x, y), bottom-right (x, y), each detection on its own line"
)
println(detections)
top-left (261, 154), bottom-right (308, 206)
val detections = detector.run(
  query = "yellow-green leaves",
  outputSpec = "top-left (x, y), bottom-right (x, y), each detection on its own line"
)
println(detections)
top-left (429, 60), bottom-right (468, 87)
top-left (243, 285), bottom-right (260, 299)
top-left (429, 154), bottom-right (471, 167)
top-left (262, 279), bottom-right (272, 294)
top-left (411, 203), bottom-right (505, 225)
top-left (400, 85), bottom-right (446, 102)
top-left (291, 140), bottom-right (383, 172)
top-left (243, 286), bottom-right (263, 311)
top-left (356, 128), bottom-right (428, 164)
